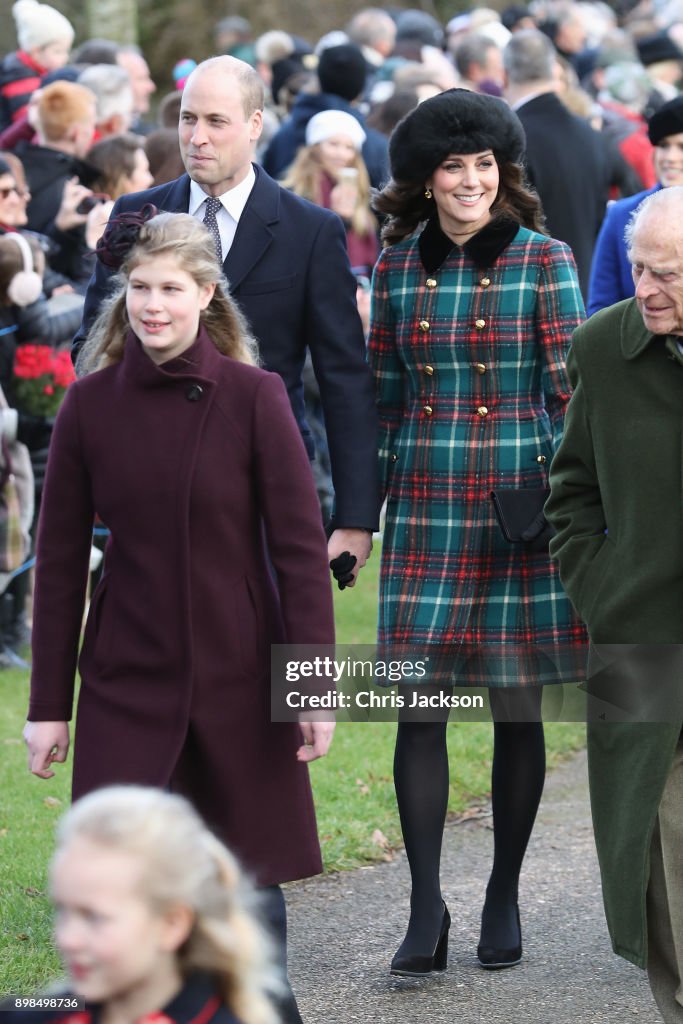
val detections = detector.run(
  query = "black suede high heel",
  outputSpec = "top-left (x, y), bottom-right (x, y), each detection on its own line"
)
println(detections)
top-left (477, 904), bottom-right (522, 969)
top-left (390, 903), bottom-right (451, 977)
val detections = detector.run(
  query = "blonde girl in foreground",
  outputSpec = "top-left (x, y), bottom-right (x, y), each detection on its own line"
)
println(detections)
top-left (39, 786), bottom-right (281, 1024)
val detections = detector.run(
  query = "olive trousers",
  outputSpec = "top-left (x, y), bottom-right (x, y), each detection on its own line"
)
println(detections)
top-left (647, 736), bottom-right (683, 1023)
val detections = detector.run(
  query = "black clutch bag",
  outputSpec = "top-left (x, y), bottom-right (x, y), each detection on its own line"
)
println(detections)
top-left (490, 488), bottom-right (551, 543)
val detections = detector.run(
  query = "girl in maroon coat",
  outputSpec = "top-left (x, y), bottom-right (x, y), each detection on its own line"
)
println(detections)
top-left (22, 209), bottom-right (335, 1024)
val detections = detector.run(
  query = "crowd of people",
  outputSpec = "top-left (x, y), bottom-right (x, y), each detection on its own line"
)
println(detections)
top-left (3, 0), bottom-right (683, 1021)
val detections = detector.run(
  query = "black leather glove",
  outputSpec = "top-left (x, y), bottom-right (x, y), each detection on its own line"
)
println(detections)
top-left (521, 510), bottom-right (555, 552)
top-left (17, 413), bottom-right (55, 452)
top-left (329, 551), bottom-right (357, 590)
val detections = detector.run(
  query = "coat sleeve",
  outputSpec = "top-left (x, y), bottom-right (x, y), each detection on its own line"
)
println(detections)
top-left (367, 250), bottom-right (403, 504)
top-left (535, 239), bottom-right (586, 445)
top-left (15, 293), bottom-right (83, 348)
top-left (251, 371), bottom-right (335, 645)
top-left (586, 203), bottom-right (626, 316)
top-left (304, 210), bottom-right (379, 530)
top-left (545, 337), bottom-right (608, 622)
top-left (28, 383), bottom-right (94, 720)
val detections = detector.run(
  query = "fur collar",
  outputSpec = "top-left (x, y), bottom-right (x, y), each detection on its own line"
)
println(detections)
top-left (418, 214), bottom-right (520, 273)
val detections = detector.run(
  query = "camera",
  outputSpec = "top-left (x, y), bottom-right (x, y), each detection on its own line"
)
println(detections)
top-left (76, 193), bottom-right (109, 215)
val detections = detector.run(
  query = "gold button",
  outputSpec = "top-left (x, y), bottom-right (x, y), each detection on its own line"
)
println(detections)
top-left (536, 454), bottom-right (547, 464)
top-left (424, 405), bottom-right (433, 417)
top-left (424, 364), bottom-right (434, 376)
top-left (426, 278), bottom-right (437, 288)
top-left (480, 276), bottom-right (491, 287)
top-left (475, 319), bottom-right (486, 330)
top-left (419, 320), bottom-right (430, 331)
top-left (476, 405), bottom-right (488, 417)
top-left (472, 362), bottom-right (486, 375)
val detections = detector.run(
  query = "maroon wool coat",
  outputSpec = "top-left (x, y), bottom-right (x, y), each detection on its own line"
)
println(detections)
top-left (28, 326), bottom-right (335, 886)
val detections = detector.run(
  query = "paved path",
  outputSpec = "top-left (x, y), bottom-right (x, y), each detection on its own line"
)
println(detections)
top-left (286, 749), bottom-right (659, 1023)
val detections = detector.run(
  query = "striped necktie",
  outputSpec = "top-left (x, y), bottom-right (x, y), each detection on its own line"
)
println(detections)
top-left (203, 197), bottom-right (223, 263)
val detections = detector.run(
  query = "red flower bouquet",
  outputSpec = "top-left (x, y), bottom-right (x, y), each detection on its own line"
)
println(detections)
top-left (13, 345), bottom-right (76, 417)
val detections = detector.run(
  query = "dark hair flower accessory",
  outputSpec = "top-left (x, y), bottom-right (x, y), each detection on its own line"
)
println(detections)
top-left (96, 203), bottom-right (159, 269)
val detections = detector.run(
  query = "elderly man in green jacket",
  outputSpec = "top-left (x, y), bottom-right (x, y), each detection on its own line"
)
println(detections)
top-left (547, 185), bottom-right (683, 1023)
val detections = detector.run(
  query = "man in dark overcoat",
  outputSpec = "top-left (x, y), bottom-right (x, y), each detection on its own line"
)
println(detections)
top-left (72, 55), bottom-right (378, 586)
top-left (503, 29), bottom-right (610, 298)
top-left (546, 186), bottom-right (683, 1023)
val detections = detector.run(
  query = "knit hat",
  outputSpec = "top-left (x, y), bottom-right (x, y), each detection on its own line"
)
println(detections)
top-left (271, 54), bottom-right (307, 105)
top-left (389, 88), bottom-right (525, 183)
top-left (317, 44), bottom-right (367, 102)
top-left (636, 30), bottom-right (683, 67)
top-left (500, 5), bottom-right (533, 32)
top-left (395, 9), bottom-right (445, 48)
top-left (12, 0), bottom-right (74, 52)
top-left (306, 110), bottom-right (366, 150)
top-left (648, 94), bottom-right (683, 145)
top-left (603, 61), bottom-right (652, 110)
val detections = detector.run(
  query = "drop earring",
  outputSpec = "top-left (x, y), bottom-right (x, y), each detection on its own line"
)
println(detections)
top-left (424, 187), bottom-right (433, 199)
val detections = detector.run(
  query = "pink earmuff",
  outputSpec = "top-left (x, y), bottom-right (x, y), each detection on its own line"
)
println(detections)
top-left (5, 233), bottom-right (42, 307)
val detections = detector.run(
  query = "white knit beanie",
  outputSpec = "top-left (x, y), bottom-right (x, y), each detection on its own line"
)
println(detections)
top-left (305, 110), bottom-right (366, 151)
top-left (13, 0), bottom-right (75, 52)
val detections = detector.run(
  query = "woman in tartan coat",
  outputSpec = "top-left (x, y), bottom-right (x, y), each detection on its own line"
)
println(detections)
top-left (367, 90), bottom-right (586, 977)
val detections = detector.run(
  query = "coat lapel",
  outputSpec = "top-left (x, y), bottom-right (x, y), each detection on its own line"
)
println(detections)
top-left (161, 174), bottom-right (193, 213)
top-left (222, 167), bottom-right (279, 290)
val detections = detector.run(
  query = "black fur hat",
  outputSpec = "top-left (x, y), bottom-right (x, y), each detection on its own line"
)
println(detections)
top-left (648, 95), bottom-right (683, 146)
top-left (389, 89), bottom-right (526, 184)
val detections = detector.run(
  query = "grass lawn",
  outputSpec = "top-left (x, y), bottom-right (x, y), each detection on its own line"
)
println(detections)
top-left (0, 549), bottom-right (585, 994)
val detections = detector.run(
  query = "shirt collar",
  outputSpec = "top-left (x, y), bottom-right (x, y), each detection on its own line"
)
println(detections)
top-left (188, 164), bottom-right (256, 222)
top-left (510, 89), bottom-right (554, 111)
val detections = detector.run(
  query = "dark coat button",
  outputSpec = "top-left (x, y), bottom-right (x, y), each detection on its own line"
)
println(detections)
top-left (186, 384), bottom-right (203, 401)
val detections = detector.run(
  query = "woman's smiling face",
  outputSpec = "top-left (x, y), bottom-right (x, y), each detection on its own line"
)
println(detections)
top-left (426, 150), bottom-right (499, 243)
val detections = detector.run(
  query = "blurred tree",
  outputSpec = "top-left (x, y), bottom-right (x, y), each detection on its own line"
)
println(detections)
top-left (86, 0), bottom-right (138, 43)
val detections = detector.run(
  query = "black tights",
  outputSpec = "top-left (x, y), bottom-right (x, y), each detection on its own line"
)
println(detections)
top-left (393, 688), bottom-right (545, 956)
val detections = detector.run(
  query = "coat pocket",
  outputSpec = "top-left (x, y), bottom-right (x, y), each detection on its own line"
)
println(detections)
top-left (233, 575), bottom-right (267, 676)
top-left (577, 536), bottom-right (615, 626)
top-left (81, 575), bottom-right (110, 670)
top-left (238, 274), bottom-right (297, 295)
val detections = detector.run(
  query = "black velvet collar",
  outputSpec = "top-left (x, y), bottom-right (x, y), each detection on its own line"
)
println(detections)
top-left (418, 214), bottom-right (520, 273)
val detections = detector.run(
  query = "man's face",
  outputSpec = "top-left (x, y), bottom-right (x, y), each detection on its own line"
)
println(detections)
top-left (73, 100), bottom-right (97, 158)
top-left (631, 211), bottom-right (683, 335)
top-left (178, 67), bottom-right (262, 197)
top-left (482, 45), bottom-right (505, 88)
top-left (118, 52), bottom-right (156, 116)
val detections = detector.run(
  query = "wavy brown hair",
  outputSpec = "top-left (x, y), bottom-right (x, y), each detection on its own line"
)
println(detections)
top-left (373, 160), bottom-right (546, 248)
top-left (77, 213), bottom-right (258, 375)
top-left (87, 132), bottom-right (147, 200)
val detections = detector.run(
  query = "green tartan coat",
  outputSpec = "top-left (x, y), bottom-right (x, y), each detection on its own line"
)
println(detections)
top-left (546, 297), bottom-right (683, 968)
top-left (367, 217), bottom-right (587, 686)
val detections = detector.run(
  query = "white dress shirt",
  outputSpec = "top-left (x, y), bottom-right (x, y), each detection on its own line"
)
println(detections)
top-left (188, 165), bottom-right (256, 259)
